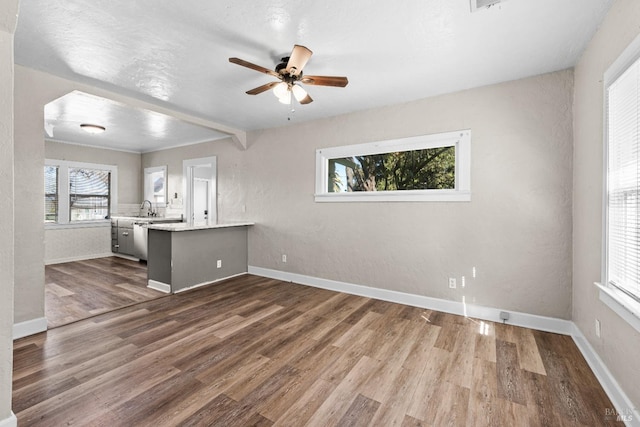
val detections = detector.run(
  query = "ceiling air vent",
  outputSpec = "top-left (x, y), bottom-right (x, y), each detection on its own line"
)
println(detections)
top-left (470, 0), bottom-right (505, 12)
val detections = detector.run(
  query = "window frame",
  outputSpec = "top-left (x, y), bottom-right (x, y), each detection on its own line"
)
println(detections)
top-left (44, 165), bottom-right (59, 223)
top-left (144, 165), bottom-right (168, 206)
top-left (599, 33), bottom-right (640, 332)
top-left (45, 159), bottom-right (118, 229)
top-left (314, 130), bottom-right (471, 202)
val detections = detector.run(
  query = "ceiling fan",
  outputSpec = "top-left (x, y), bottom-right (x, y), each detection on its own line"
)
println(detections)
top-left (229, 45), bottom-right (348, 105)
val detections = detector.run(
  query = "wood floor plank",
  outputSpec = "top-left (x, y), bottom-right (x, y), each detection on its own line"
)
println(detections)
top-left (514, 326), bottom-right (547, 375)
top-left (367, 367), bottom-right (422, 427)
top-left (336, 393), bottom-right (381, 427)
top-left (13, 274), bottom-right (623, 426)
top-left (495, 339), bottom-right (528, 405)
top-left (306, 355), bottom-right (379, 427)
top-left (272, 378), bottom-right (336, 426)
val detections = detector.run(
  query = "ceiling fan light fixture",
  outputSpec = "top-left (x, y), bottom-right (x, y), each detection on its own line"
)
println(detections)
top-left (277, 89), bottom-right (292, 104)
top-left (291, 84), bottom-right (308, 102)
top-left (80, 123), bottom-right (106, 134)
top-left (273, 82), bottom-right (289, 100)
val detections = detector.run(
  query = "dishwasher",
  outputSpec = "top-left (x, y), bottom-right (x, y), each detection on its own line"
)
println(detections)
top-left (133, 222), bottom-right (149, 261)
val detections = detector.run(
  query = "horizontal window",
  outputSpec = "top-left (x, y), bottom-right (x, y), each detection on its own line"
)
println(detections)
top-left (315, 130), bottom-right (471, 202)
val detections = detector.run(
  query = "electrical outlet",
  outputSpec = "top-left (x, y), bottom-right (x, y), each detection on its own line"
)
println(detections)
top-left (595, 319), bottom-right (601, 338)
top-left (282, 254), bottom-right (287, 263)
top-left (216, 260), bottom-right (222, 269)
top-left (448, 277), bottom-right (456, 289)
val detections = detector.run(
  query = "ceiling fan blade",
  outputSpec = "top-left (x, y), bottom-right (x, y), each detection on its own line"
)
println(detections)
top-left (229, 57), bottom-right (280, 78)
top-left (300, 75), bottom-right (349, 87)
top-left (286, 45), bottom-right (313, 76)
top-left (245, 81), bottom-right (280, 95)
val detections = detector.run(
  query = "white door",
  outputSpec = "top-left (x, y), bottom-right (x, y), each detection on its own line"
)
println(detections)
top-left (193, 179), bottom-right (209, 222)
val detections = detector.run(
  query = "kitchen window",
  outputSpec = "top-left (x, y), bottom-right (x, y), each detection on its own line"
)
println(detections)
top-left (315, 130), bottom-right (471, 202)
top-left (44, 159), bottom-right (117, 227)
top-left (44, 165), bottom-right (58, 223)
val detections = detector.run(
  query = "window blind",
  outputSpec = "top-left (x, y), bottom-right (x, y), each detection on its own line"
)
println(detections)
top-left (69, 167), bottom-right (111, 221)
top-left (607, 56), bottom-right (640, 301)
top-left (44, 166), bottom-right (58, 223)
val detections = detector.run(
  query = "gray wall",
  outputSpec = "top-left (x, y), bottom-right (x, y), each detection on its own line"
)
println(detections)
top-left (148, 227), bottom-right (249, 292)
top-left (573, 0), bottom-right (640, 406)
top-left (245, 70), bottom-right (574, 319)
top-left (0, 1), bottom-right (18, 423)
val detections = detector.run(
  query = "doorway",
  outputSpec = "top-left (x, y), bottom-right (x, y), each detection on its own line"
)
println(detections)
top-left (183, 156), bottom-right (217, 224)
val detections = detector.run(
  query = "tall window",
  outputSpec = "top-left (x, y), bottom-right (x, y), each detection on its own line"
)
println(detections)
top-left (144, 166), bottom-right (167, 205)
top-left (44, 165), bottom-right (58, 223)
top-left (44, 160), bottom-right (117, 225)
top-left (605, 51), bottom-right (640, 302)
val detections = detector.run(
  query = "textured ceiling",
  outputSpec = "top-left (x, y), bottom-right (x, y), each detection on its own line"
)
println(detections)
top-left (14, 0), bottom-right (612, 150)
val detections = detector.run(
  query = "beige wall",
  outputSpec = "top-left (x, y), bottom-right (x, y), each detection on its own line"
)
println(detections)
top-left (1, 1), bottom-right (18, 423)
top-left (246, 70), bottom-right (574, 319)
top-left (46, 140), bottom-right (142, 204)
top-left (573, 0), bottom-right (640, 407)
top-left (141, 137), bottom-right (248, 223)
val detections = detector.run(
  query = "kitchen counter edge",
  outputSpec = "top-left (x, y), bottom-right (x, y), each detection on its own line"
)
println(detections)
top-left (147, 222), bottom-right (254, 232)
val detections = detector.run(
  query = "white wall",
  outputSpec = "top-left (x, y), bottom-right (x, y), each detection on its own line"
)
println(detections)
top-left (573, 0), bottom-right (640, 407)
top-left (1, 1), bottom-right (18, 425)
top-left (245, 70), bottom-right (574, 319)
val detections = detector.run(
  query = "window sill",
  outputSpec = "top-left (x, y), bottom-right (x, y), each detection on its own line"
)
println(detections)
top-left (314, 190), bottom-right (471, 203)
top-left (45, 221), bottom-right (111, 230)
top-left (595, 282), bottom-right (640, 333)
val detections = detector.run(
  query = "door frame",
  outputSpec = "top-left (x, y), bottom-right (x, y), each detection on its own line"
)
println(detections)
top-left (183, 156), bottom-right (217, 224)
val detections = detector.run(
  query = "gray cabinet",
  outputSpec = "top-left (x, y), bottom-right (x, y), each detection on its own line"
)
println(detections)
top-left (112, 219), bottom-right (135, 256)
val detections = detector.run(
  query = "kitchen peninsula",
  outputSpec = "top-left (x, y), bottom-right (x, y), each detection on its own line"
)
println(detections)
top-left (146, 222), bottom-right (253, 293)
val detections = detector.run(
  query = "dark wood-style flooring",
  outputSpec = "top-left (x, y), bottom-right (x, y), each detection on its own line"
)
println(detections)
top-left (45, 257), bottom-right (165, 327)
top-left (15, 274), bottom-right (621, 426)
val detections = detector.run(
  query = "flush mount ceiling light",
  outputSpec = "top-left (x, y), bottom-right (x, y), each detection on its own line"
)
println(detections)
top-left (80, 123), bottom-right (106, 134)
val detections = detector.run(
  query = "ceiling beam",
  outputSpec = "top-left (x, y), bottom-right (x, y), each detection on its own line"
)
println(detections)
top-left (78, 87), bottom-right (247, 150)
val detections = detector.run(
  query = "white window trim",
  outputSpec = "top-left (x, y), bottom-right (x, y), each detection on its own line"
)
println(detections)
top-left (45, 159), bottom-right (118, 229)
top-left (599, 32), bottom-right (640, 329)
top-left (315, 130), bottom-right (471, 202)
top-left (144, 165), bottom-right (168, 205)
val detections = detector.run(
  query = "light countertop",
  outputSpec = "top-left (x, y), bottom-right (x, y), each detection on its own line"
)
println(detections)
top-left (147, 221), bottom-right (254, 232)
top-left (111, 216), bottom-right (183, 223)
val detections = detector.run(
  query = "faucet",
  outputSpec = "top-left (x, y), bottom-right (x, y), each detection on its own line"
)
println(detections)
top-left (140, 200), bottom-right (154, 217)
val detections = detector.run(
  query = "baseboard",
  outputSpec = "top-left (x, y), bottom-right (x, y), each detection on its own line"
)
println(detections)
top-left (248, 266), bottom-right (573, 335)
top-left (147, 280), bottom-right (171, 293)
top-left (13, 317), bottom-right (47, 340)
top-left (173, 272), bottom-right (248, 294)
top-left (572, 325), bottom-right (640, 426)
top-left (45, 252), bottom-right (115, 265)
top-left (0, 413), bottom-right (17, 427)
